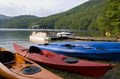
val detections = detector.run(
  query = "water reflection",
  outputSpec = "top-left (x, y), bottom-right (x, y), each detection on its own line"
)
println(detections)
top-left (0, 31), bottom-right (32, 52)
top-left (0, 31), bottom-right (80, 51)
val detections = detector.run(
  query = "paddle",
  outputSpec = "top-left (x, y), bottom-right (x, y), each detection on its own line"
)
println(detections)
top-left (61, 44), bottom-right (105, 50)
top-left (38, 43), bottom-right (49, 46)
top-left (61, 44), bottom-right (75, 49)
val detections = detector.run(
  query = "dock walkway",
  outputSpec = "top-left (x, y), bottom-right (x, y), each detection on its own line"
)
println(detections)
top-left (68, 36), bottom-right (118, 42)
top-left (51, 36), bottom-right (119, 42)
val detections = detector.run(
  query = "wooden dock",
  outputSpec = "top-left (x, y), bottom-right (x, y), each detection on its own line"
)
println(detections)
top-left (51, 37), bottom-right (68, 40)
top-left (50, 36), bottom-right (119, 42)
top-left (117, 36), bottom-right (120, 42)
top-left (68, 36), bottom-right (118, 42)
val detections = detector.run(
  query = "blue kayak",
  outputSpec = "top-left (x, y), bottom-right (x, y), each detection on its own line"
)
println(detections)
top-left (33, 41), bottom-right (120, 61)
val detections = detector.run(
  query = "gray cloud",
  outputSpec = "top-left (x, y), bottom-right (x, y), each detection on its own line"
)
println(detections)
top-left (0, 0), bottom-right (89, 17)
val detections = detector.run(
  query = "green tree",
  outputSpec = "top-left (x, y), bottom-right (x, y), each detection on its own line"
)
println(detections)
top-left (96, 0), bottom-right (120, 36)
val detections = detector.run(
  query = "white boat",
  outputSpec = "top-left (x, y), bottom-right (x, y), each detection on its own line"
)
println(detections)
top-left (57, 32), bottom-right (75, 37)
top-left (29, 31), bottom-right (51, 44)
top-left (29, 31), bottom-right (75, 44)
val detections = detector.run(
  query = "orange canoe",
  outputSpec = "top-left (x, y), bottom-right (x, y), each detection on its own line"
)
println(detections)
top-left (13, 43), bottom-right (114, 78)
top-left (0, 47), bottom-right (62, 79)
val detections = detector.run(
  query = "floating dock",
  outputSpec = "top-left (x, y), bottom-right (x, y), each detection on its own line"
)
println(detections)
top-left (68, 36), bottom-right (118, 42)
top-left (51, 36), bottom-right (119, 42)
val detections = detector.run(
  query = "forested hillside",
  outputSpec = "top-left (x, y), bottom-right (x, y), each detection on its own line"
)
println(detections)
top-left (0, 0), bottom-right (119, 36)
top-left (96, 0), bottom-right (120, 36)
top-left (0, 15), bottom-right (39, 28)
top-left (0, 14), bottom-right (11, 20)
top-left (0, 14), bottom-right (12, 27)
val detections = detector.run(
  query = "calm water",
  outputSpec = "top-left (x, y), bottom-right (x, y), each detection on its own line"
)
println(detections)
top-left (0, 29), bottom-right (103, 52)
top-left (0, 31), bottom-right (33, 52)
top-left (0, 31), bottom-right (78, 51)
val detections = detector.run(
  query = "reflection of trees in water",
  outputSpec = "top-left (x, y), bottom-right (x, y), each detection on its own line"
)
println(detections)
top-left (0, 31), bottom-right (31, 39)
top-left (75, 30), bottom-right (103, 37)
top-left (0, 30), bottom-right (104, 40)
top-left (0, 31), bottom-right (32, 60)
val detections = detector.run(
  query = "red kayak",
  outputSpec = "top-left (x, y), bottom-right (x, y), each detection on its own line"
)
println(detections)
top-left (13, 43), bottom-right (114, 78)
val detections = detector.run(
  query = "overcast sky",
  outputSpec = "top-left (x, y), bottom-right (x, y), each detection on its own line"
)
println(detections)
top-left (0, 0), bottom-right (89, 17)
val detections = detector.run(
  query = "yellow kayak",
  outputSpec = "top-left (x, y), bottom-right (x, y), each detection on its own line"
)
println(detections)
top-left (0, 47), bottom-right (62, 79)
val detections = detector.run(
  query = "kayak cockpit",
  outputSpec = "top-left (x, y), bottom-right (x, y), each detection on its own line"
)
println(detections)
top-left (29, 46), bottom-right (55, 57)
top-left (0, 51), bottom-right (15, 65)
